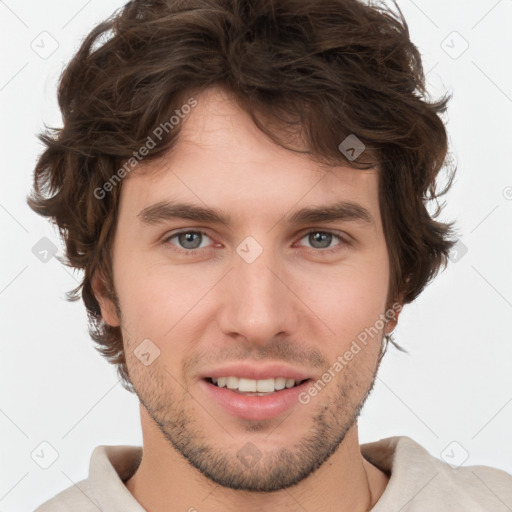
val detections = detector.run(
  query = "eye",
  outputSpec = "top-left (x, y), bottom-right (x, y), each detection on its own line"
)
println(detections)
top-left (162, 229), bottom-right (350, 256)
top-left (164, 230), bottom-right (214, 253)
top-left (295, 230), bottom-right (348, 252)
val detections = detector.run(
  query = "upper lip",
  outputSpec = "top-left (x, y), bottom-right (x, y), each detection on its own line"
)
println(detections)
top-left (198, 362), bottom-right (313, 382)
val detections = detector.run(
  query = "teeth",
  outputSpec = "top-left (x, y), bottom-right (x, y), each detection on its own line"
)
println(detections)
top-left (239, 378), bottom-right (257, 392)
top-left (255, 378), bottom-right (274, 392)
top-left (275, 377), bottom-right (286, 390)
top-left (226, 376), bottom-right (239, 390)
top-left (211, 376), bottom-right (303, 392)
top-left (285, 378), bottom-right (295, 389)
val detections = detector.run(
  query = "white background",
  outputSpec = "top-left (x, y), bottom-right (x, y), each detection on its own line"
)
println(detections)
top-left (1, 0), bottom-right (511, 510)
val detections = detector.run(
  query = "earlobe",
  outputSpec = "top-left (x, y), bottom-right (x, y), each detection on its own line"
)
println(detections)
top-left (385, 317), bottom-right (398, 334)
top-left (384, 301), bottom-right (404, 334)
top-left (91, 271), bottom-right (120, 327)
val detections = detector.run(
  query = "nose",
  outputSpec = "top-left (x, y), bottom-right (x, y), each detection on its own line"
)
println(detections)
top-left (216, 240), bottom-right (299, 346)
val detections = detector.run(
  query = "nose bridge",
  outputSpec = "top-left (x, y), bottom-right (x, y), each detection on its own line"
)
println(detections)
top-left (219, 236), bottom-right (296, 342)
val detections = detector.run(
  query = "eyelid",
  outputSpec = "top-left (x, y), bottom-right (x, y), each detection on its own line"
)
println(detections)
top-left (163, 227), bottom-right (352, 254)
top-left (294, 229), bottom-right (351, 252)
top-left (163, 229), bottom-right (216, 249)
top-left (295, 228), bottom-right (351, 243)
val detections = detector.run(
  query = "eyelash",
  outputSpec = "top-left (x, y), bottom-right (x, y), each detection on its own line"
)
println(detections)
top-left (162, 229), bottom-right (351, 256)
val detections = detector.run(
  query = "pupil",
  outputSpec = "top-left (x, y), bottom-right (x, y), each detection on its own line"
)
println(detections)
top-left (179, 232), bottom-right (201, 249)
top-left (310, 232), bottom-right (331, 249)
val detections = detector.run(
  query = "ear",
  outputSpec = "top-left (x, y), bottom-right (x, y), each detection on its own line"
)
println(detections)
top-left (384, 300), bottom-right (404, 334)
top-left (91, 271), bottom-right (120, 327)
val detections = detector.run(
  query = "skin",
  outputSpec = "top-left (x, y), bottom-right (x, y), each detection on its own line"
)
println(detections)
top-left (93, 85), bottom-right (401, 512)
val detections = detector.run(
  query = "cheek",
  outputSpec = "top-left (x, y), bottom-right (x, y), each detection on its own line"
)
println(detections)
top-left (115, 256), bottom-right (216, 345)
top-left (306, 253), bottom-right (389, 347)
top-left (112, 255), bottom-right (173, 337)
top-left (125, 281), bottom-right (175, 334)
top-left (113, 231), bottom-right (390, 348)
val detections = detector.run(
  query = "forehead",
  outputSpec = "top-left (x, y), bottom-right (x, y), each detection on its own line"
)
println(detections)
top-left (122, 86), bottom-right (380, 223)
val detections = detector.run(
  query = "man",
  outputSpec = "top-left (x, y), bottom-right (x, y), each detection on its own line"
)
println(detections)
top-left (29, 0), bottom-right (512, 510)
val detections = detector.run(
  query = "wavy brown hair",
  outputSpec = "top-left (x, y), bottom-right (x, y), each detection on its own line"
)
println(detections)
top-left (27, 0), bottom-right (457, 393)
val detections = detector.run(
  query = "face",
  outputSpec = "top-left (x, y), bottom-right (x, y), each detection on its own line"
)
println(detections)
top-left (94, 86), bottom-right (398, 492)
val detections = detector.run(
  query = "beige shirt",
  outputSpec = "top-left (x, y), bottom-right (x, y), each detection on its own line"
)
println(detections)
top-left (34, 436), bottom-right (512, 511)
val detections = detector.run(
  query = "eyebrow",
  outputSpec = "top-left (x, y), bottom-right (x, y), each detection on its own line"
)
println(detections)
top-left (137, 200), bottom-right (375, 227)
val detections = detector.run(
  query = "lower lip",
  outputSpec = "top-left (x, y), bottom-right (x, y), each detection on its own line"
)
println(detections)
top-left (199, 379), bottom-right (312, 421)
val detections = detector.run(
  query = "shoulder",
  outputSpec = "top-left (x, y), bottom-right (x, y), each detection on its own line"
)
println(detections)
top-left (363, 436), bottom-right (512, 511)
top-left (33, 478), bottom-right (97, 512)
top-left (33, 444), bottom-right (143, 512)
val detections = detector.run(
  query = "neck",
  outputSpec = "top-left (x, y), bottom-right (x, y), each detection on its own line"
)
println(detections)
top-left (124, 405), bottom-right (389, 512)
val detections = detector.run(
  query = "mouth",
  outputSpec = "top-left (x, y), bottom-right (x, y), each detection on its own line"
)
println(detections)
top-left (200, 376), bottom-right (313, 421)
top-left (204, 376), bottom-right (311, 396)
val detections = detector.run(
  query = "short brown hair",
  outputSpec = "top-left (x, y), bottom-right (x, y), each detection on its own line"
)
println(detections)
top-left (27, 0), bottom-right (457, 393)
